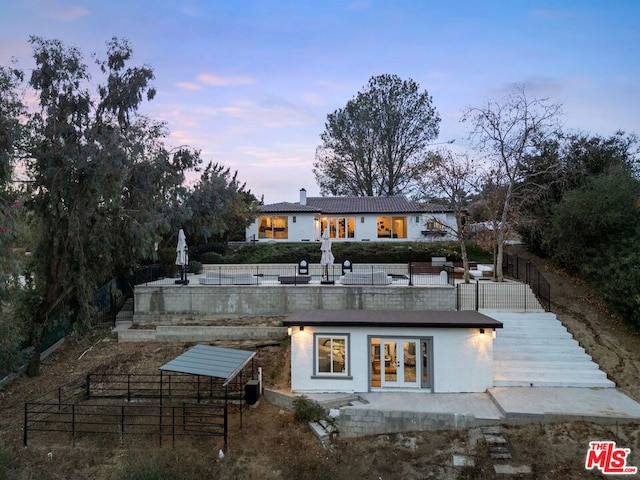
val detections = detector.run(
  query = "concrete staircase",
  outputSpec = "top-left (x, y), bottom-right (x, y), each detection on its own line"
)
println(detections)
top-left (111, 297), bottom-right (133, 333)
top-left (486, 311), bottom-right (615, 388)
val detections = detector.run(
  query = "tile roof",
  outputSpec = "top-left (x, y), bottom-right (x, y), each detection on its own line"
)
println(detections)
top-left (259, 196), bottom-right (453, 214)
top-left (259, 202), bottom-right (320, 213)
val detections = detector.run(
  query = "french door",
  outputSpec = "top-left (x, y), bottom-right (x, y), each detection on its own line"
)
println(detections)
top-left (380, 339), bottom-right (419, 388)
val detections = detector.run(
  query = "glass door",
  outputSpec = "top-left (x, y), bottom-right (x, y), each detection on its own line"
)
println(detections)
top-left (380, 339), bottom-right (419, 388)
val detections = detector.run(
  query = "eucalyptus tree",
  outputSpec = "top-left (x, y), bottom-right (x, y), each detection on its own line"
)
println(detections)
top-left (314, 74), bottom-right (440, 197)
top-left (462, 85), bottom-right (562, 281)
top-left (19, 37), bottom-right (199, 376)
top-left (0, 65), bottom-right (27, 372)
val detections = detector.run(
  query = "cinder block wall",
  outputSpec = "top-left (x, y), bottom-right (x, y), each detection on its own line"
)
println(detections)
top-left (339, 407), bottom-right (479, 437)
top-left (133, 285), bottom-right (456, 323)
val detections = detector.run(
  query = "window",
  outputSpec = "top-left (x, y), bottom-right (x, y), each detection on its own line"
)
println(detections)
top-left (258, 216), bottom-right (288, 239)
top-left (316, 335), bottom-right (348, 375)
top-left (425, 219), bottom-right (443, 231)
top-left (320, 217), bottom-right (355, 239)
top-left (377, 216), bottom-right (407, 238)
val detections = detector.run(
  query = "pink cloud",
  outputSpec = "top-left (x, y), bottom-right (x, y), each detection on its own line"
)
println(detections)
top-left (197, 73), bottom-right (255, 87)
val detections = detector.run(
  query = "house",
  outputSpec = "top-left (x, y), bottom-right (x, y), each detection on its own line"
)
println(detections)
top-left (283, 310), bottom-right (503, 394)
top-left (246, 188), bottom-right (457, 243)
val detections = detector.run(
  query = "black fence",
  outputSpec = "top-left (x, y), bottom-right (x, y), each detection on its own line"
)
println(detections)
top-left (139, 263), bottom-right (454, 287)
top-left (503, 254), bottom-right (551, 311)
top-left (24, 371), bottom-right (255, 449)
top-left (456, 281), bottom-right (544, 311)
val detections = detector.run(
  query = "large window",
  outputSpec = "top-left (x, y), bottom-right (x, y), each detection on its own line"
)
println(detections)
top-left (316, 335), bottom-right (348, 375)
top-left (377, 216), bottom-right (407, 239)
top-left (258, 216), bottom-right (288, 239)
top-left (320, 217), bottom-right (355, 239)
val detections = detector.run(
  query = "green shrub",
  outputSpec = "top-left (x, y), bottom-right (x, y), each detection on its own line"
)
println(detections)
top-left (200, 251), bottom-right (224, 264)
top-left (187, 260), bottom-right (202, 274)
top-left (224, 241), bottom-right (490, 265)
top-left (292, 395), bottom-right (326, 423)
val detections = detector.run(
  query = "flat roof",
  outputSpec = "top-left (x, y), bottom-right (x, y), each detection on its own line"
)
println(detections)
top-left (159, 344), bottom-right (256, 386)
top-left (283, 310), bottom-right (503, 329)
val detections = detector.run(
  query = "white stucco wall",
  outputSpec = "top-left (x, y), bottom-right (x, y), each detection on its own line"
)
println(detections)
top-left (246, 212), bottom-right (457, 243)
top-left (289, 325), bottom-right (494, 394)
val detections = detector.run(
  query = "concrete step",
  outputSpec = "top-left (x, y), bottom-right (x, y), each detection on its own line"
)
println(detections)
top-left (495, 344), bottom-right (587, 356)
top-left (494, 352), bottom-right (592, 362)
top-left (493, 377), bottom-right (615, 388)
top-left (494, 360), bottom-right (601, 371)
top-left (495, 337), bottom-right (579, 347)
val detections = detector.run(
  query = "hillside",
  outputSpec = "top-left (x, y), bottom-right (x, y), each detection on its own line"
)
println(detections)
top-left (0, 251), bottom-right (639, 479)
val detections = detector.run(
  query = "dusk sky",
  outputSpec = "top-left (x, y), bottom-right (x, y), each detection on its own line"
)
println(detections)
top-left (1, 1), bottom-right (638, 203)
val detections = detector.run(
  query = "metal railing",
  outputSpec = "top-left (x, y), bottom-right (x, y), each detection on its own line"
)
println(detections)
top-left (456, 281), bottom-right (545, 311)
top-left (503, 254), bottom-right (551, 311)
top-left (24, 399), bottom-right (226, 448)
top-left (24, 371), bottom-right (255, 449)
top-left (137, 263), bottom-right (454, 287)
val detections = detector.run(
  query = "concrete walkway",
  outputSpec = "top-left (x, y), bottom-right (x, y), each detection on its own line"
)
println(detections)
top-left (332, 387), bottom-right (640, 422)
top-left (293, 387), bottom-right (640, 437)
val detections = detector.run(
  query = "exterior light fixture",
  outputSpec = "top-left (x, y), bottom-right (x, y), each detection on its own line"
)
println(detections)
top-left (287, 327), bottom-right (292, 336)
top-left (300, 326), bottom-right (304, 332)
top-left (479, 328), bottom-right (485, 336)
top-left (492, 329), bottom-right (497, 339)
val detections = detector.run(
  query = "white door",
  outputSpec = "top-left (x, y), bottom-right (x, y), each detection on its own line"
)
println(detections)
top-left (380, 339), bottom-right (419, 388)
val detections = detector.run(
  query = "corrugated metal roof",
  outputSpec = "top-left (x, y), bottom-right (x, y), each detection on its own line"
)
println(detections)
top-left (283, 310), bottom-right (503, 329)
top-left (159, 344), bottom-right (256, 386)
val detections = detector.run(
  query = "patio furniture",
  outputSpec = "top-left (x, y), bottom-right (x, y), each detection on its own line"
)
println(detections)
top-left (342, 259), bottom-right (353, 275)
top-left (339, 271), bottom-right (392, 285)
top-left (469, 265), bottom-right (494, 280)
top-left (278, 275), bottom-right (311, 284)
top-left (199, 271), bottom-right (261, 285)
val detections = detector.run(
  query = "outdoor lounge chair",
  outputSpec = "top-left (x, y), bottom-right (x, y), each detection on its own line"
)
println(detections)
top-left (339, 271), bottom-right (392, 285)
top-left (198, 271), bottom-right (261, 285)
top-left (278, 259), bottom-right (312, 284)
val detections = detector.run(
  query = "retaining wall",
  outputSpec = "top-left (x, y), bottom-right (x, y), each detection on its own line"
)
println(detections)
top-left (339, 407), bottom-right (486, 437)
top-left (133, 285), bottom-right (456, 323)
top-left (118, 325), bottom-right (287, 342)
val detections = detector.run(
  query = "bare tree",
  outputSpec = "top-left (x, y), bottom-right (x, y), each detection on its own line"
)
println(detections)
top-left (417, 149), bottom-right (479, 282)
top-left (462, 85), bottom-right (562, 281)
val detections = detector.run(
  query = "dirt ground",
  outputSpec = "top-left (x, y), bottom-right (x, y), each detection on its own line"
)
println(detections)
top-left (1, 251), bottom-right (640, 479)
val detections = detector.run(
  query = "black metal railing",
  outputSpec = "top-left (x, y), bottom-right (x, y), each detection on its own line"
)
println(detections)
top-left (135, 263), bottom-right (455, 287)
top-left (503, 254), bottom-right (551, 311)
top-left (24, 371), bottom-right (255, 449)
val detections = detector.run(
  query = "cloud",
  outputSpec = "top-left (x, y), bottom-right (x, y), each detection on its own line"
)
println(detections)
top-left (176, 82), bottom-right (202, 91)
top-left (51, 3), bottom-right (89, 20)
top-left (217, 96), bottom-right (316, 128)
top-left (303, 92), bottom-right (324, 107)
top-left (197, 73), bottom-right (255, 87)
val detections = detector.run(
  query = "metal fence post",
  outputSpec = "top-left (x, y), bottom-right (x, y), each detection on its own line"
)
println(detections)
top-left (475, 281), bottom-right (479, 311)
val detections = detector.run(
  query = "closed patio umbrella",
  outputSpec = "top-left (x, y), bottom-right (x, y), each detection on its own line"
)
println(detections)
top-left (175, 229), bottom-right (189, 284)
top-left (320, 228), bottom-right (334, 283)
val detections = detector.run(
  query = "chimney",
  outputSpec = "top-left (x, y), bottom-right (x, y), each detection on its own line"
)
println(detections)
top-left (299, 188), bottom-right (307, 206)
